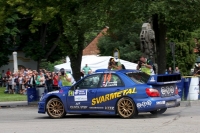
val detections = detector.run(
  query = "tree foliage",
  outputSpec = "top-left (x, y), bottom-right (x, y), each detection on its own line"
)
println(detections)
top-left (0, 0), bottom-right (106, 81)
top-left (0, 12), bottom-right (20, 67)
top-left (98, 23), bottom-right (142, 62)
top-left (103, 0), bottom-right (200, 74)
top-left (1, 0), bottom-right (200, 78)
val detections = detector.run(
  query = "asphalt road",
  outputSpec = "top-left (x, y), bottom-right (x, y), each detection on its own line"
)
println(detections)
top-left (0, 105), bottom-right (200, 133)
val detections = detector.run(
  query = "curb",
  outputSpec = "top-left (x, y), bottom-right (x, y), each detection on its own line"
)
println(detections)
top-left (0, 101), bottom-right (38, 108)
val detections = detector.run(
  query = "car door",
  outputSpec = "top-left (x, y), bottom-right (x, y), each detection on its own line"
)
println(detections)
top-left (93, 73), bottom-right (125, 111)
top-left (67, 74), bottom-right (101, 111)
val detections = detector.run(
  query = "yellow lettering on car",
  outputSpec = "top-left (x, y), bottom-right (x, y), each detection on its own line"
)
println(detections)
top-left (101, 95), bottom-right (105, 103)
top-left (123, 89), bottom-right (128, 95)
top-left (96, 97), bottom-right (101, 105)
top-left (91, 88), bottom-right (137, 105)
top-left (117, 92), bottom-right (121, 98)
top-left (92, 98), bottom-right (96, 105)
top-left (109, 93), bottom-right (115, 100)
top-left (132, 88), bottom-right (137, 93)
top-left (126, 89), bottom-right (133, 95)
top-left (105, 94), bottom-right (110, 101)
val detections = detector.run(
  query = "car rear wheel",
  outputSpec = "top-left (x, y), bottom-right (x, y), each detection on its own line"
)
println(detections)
top-left (150, 108), bottom-right (167, 115)
top-left (46, 98), bottom-right (66, 118)
top-left (117, 97), bottom-right (137, 119)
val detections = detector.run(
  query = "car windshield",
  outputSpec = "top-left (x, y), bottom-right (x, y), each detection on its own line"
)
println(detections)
top-left (125, 72), bottom-right (150, 84)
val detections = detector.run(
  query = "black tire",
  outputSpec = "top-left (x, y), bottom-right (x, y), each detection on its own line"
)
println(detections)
top-left (46, 98), bottom-right (66, 118)
top-left (117, 97), bottom-right (137, 119)
top-left (150, 108), bottom-right (167, 115)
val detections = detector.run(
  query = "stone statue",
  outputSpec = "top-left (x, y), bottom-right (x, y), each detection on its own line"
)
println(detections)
top-left (140, 23), bottom-right (156, 62)
top-left (140, 23), bottom-right (157, 74)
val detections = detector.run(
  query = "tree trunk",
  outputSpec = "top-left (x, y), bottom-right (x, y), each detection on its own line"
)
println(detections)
top-left (153, 14), bottom-right (167, 74)
top-left (40, 24), bottom-right (47, 48)
top-left (69, 31), bottom-right (85, 81)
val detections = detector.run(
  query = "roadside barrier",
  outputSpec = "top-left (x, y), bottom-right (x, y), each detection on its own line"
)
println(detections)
top-left (27, 85), bottom-right (46, 104)
top-left (176, 76), bottom-right (200, 101)
top-left (27, 88), bottom-right (37, 104)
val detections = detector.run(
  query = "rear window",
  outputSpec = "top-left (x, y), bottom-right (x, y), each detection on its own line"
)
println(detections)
top-left (125, 72), bottom-right (150, 84)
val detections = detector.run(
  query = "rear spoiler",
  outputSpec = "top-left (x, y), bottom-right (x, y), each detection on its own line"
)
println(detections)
top-left (147, 74), bottom-right (181, 85)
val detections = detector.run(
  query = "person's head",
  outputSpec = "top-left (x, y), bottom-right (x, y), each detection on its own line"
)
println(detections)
top-left (139, 55), bottom-right (146, 63)
top-left (85, 64), bottom-right (88, 67)
top-left (175, 67), bottom-right (179, 70)
top-left (40, 72), bottom-right (44, 77)
top-left (169, 67), bottom-right (172, 70)
top-left (29, 71), bottom-right (33, 76)
top-left (60, 68), bottom-right (65, 76)
top-left (109, 58), bottom-right (115, 63)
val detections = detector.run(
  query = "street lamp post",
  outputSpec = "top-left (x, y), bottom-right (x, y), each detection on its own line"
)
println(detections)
top-left (169, 42), bottom-right (176, 72)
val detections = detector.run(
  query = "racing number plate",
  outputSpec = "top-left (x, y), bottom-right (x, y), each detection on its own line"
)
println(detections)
top-left (166, 101), bottom-right (175, 106)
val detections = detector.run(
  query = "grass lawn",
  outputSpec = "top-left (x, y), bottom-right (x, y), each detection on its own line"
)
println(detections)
top-left (0, 87), bottom-right (27, 102)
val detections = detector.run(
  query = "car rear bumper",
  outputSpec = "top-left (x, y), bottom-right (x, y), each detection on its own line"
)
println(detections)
top-left (135, 95), bottom-right (181, 112)
top-left (38, 101), bottom-right (46, 114)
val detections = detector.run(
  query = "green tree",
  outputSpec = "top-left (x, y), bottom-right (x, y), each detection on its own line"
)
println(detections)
top-left (98, 23), bottom-right (142, 62)
top-left (0, 13), bottom-right (20, 67)
top-left (166, 36), bottom-right (196, 75)
top-left (104, 0), bottom-right (200, 74)
top-left (2, 0), bottom-right (106, 81)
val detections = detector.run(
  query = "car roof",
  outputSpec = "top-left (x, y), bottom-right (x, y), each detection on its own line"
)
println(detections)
top-left (95, 69), bottom-right (140, 74)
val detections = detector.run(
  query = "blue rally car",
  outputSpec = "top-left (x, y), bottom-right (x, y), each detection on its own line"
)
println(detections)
top-left (38, 69), bottom-right (181, 119)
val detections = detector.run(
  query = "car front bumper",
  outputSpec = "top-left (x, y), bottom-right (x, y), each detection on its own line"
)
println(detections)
top-left (38, 101), bottom-right (46, 114)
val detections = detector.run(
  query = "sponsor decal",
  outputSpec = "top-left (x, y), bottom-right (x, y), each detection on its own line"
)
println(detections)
top-left (166, 101), bottom-right (175, 106)
top-left (70, 106), bottom-right (88, 109)
top-left (89, 107), bottom-right (104, 109)
top-left (68, 90), bottom-right (74, 96)
top-left (156, 101), bottom-right (165, 105)
top-left (137, 100), bottom-right (152, 108)
top-left (105, 106), bottom-right (114, 110)
top-left (47, 90), bottom-right (59, 94)
top-left (92, 88), bottom-right (137, 105)
top-left (176, 98), bottom-right (181, 102)
top-left (75, 102), bottom-right (80, 105)
top-left (74, 90), bottom-right (87, 101)
top-left (161, 86), bottom-right (174, 96)
top-left (106, 81), bottom-right (118, 87)
top-left (150, 77), bottom-right (155, 82)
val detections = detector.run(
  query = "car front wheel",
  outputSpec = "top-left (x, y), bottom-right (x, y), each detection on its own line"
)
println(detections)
top-left (117, 97), bottom-right (137, 119)
top-left (46, 98), bottom-right (66, 118)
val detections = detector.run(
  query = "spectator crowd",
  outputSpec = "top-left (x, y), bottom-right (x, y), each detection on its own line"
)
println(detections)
top-left (0, 68), bottom-right (60, 95)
